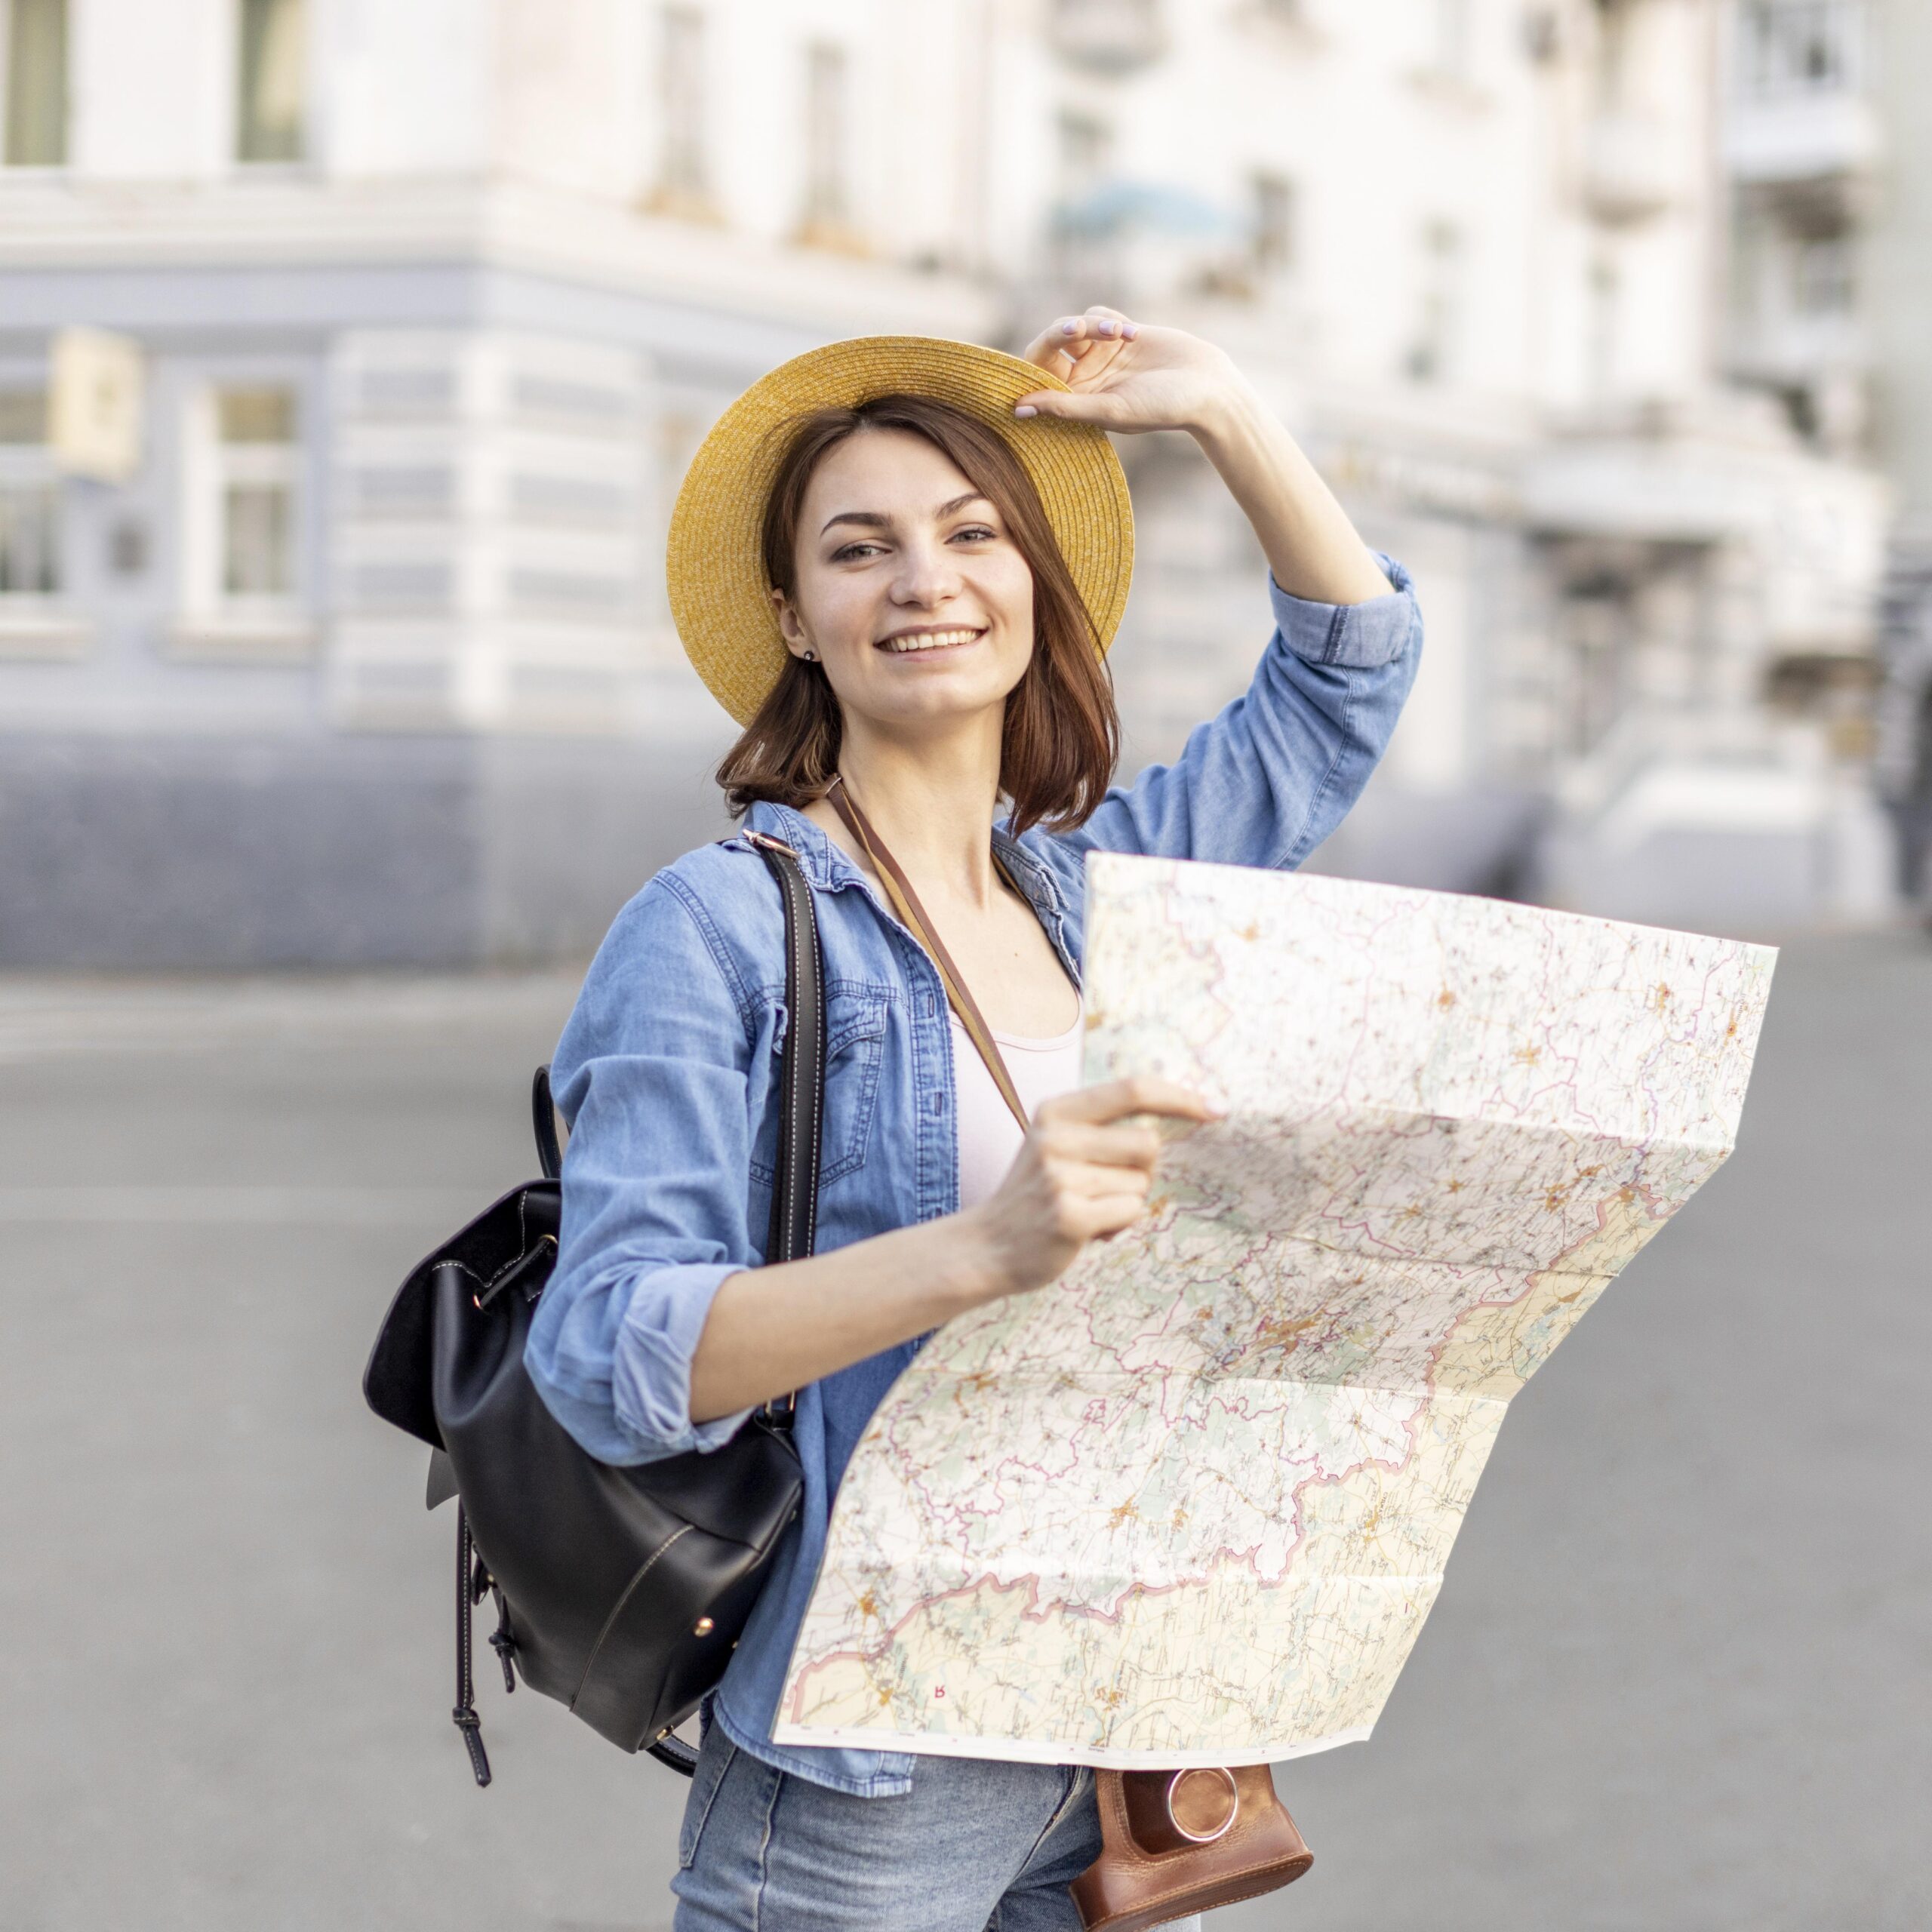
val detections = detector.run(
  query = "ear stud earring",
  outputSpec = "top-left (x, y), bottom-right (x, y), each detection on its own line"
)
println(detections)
top-left (802, 649), bottom-right (817, 662)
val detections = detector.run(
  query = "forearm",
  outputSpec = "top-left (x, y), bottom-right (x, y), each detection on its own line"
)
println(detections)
top-left (688, 1211), bottom-right (1008, 1422)
top-left (1191, 383), bottom-right (1392, 607)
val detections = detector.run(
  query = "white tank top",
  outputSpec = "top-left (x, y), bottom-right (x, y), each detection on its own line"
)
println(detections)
top-left (949, 1003), bottom-right (1084, 1211)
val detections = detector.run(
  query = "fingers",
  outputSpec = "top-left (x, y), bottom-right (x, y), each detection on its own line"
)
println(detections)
top-left (1012, 388), bottom-right (1128, 423)
top-left (1033, 1118), bottom-right (1164, 1170)
top-left (1041, 1076), bottom-right (1220, 1128)
top-left (1084, 1195), bottom-right (1156, 1243)
top-left (1014, 309), bottom-right (1144, 421)
top-left (1048, 1169), bottom-right (1155, 1241)
top-left (1063, 304), bottom-right (1136, 340)
top-left (1018, 309), bottom-right (1141, 372)
top-left (1034, 1154), bottom-right (1153, 1199)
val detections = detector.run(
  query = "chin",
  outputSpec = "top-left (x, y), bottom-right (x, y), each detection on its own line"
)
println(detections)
top-left (853, 659), bottom-right (1026, 731)
top-left (869, 688), bottom-right (1005, 732)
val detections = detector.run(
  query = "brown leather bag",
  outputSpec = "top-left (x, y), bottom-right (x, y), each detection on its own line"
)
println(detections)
top-left (1070, 1767), bottom-right (1313, 1931)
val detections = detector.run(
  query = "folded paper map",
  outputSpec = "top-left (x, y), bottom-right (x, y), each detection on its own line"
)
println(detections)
top-left (774, 856), bottom-right (1775, 1767)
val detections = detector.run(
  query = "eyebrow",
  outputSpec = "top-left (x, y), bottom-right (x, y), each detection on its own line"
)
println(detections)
top-left (820, 491), bottom-right (990, 537)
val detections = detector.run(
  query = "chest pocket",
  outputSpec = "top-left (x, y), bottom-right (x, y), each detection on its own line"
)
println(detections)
top-left (749, 983), bottom-right (892, 1190)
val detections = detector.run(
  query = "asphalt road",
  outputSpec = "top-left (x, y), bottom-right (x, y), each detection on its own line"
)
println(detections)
top-left (1, 936), bottom-right (1927, 1932)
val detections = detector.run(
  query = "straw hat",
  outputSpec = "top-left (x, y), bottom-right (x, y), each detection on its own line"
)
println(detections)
top-left (666, 335), bottom-right (1135, 725)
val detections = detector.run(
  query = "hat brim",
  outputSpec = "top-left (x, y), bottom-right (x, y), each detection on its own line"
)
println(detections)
top-left (666, 336), bottom-right (1134, 727)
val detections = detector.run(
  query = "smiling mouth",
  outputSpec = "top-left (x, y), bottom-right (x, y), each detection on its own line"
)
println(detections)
top-left (875, 626), bottom-right (986, 655)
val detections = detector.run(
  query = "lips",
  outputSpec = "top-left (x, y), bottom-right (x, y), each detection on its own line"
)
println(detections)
top-left (875, 626), bottom-right (986, 654)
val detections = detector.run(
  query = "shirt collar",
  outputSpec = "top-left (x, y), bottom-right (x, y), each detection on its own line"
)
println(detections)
top-left (737, 798), bottom-right (854, 891)
top-left (735, 798), bottom-right (1065, 923)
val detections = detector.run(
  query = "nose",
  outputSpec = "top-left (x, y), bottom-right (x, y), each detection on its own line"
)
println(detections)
top-left (889, 531), bottom-right (961, 610)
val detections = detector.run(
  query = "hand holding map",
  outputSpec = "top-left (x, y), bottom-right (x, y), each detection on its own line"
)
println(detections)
top-left (775, 857), bottom-right (1774, 1768)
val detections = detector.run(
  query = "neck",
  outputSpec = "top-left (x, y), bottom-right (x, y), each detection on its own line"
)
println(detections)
top-left (818, 709), bottom-right (1004, 905)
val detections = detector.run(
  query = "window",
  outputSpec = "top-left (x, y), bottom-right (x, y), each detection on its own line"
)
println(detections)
top-left (1594, 0), bottom-right (1634, 110)
top-left (214, 389), bottom-right (297, 600)
top-left (654, 6), bottom-right (709, 208)
top-left (0, 388), bottom-right (60, 597)
top-left (1251, 173), bottom-right (1297, 277)
top-left (3, 0), bottom-right (67, 166)
top-left (1792, 230), bottom-right (1855, 315)
top-left (1738, 0), bottom-right (1864, 99)
top-left (235, 0), bottom-right (305, 164)
top-left (800, 42), bottom-right (851, 238)
top-left (1560, 587), bottom-right (1630, 757)
top-left (1057, 111), bottom-right (1113, 206)
top-left (1406, 220), bottom-right (1462, 384)
top-left (181, 385), bottom-right (302, 635)
top-left (0, 386), bottom-right (45, 442)
top-left (1052, 111), bottom-right (1117, 276)
top-left (0, 481), bottom-right (59, 592)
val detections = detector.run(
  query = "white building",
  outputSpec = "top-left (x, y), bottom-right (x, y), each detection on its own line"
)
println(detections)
top-left (0, 0), bottom-right (1894, 964)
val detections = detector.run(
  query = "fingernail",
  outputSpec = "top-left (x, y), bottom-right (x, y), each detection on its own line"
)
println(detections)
top-left (1123, 322), bottom-right (1139, 340)
top-left (1060, 319), bottom-right (1078, 334)
top-left (1013, 404), bottom-right (1038, 418)
top-left (1096, 320), bottom-right (1115, 337)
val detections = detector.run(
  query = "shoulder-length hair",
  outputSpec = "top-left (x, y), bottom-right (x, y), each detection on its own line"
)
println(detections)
top-left (715, 394), bottom-right (1119, 837)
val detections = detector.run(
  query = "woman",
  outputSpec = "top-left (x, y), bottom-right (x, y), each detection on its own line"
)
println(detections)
top-left (528, 309), bottom-right (1422, 1930)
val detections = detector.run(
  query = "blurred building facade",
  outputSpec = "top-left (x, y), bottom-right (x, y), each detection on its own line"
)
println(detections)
top-left (1858, 0), bottom-right (1932, 906)
top-left (0, 0), bottom-right (1903, 964)
top-left (1714, 0), bottom-right (1932, 908)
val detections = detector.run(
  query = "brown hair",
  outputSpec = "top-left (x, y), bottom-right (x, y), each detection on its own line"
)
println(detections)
top-left (715, 394), bottom-right (1119, 837)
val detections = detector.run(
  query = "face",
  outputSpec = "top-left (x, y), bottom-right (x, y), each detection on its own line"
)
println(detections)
top-left (773, 427), bottom-right (1036, 739)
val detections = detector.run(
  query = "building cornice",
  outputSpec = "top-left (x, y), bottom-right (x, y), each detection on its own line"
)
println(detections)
top-left (0, 175), bottom-right (1001, 343)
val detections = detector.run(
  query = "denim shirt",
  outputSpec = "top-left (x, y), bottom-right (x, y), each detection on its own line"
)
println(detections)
top-left (526, 561), bottom-right (1423, 1796)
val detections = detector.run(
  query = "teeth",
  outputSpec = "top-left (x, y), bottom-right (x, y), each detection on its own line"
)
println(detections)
top-left (882, 628), bottom-right (980, 653)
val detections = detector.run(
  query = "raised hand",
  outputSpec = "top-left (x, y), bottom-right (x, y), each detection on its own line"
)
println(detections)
top-left (1016, 303), bottom-right (1392, 605)
top-left (1014, 306), bottom-right (1248, 438)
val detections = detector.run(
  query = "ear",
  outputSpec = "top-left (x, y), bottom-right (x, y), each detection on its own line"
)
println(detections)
top-left (771, 587), bottom-right (811, 657)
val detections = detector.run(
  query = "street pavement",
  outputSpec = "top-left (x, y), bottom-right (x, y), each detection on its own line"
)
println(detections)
top-left (1, 936), bottom-right (1927, 1932)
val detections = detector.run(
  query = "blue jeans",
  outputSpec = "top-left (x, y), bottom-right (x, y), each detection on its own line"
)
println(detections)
top-left (671, 1724), bottom-right (1203, 1932)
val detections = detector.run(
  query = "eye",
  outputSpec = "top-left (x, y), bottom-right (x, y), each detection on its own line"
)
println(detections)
top-left (829, 540), bottom-right (885, 563)
top-left (950, 524), bottom-right (999, 544)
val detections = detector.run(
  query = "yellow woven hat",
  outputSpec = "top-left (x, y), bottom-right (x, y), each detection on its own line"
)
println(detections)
top-left (666, 335), bottom-right (1134, 725)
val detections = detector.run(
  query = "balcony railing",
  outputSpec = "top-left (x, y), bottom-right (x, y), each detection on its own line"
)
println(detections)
top-left (1725, 88), bottom-right (1880, 186)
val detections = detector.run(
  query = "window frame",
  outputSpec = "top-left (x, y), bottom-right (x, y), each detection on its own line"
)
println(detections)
top-left (649, 4), bottom-right (713, 214)
top-left (0, 380), bottom-right (86, 659)
top-left (232, 0), bottom-right (309, 170)
top-left (1737, 0), bottom-right (1867, 102)
top-left (0, 431), bottom-right (62, 601)
top-left (800, 40), bottom-right (852, 237)
top-left (174, 378), bottom-right (315, 659)
top-left (1405, 218), bottom-right (1464, 387)
top-left (1251, 171), bottom-right (1298, 280)
top-left (1, 0), bottom-right (71, 170)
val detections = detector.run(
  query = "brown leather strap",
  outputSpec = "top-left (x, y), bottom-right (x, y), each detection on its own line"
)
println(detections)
top-left (826, 777), bottom-right (1032, 1135)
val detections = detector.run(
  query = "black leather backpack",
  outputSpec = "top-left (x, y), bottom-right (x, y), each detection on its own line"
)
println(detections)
top-left (363, 834), bottom-right (822, 1783)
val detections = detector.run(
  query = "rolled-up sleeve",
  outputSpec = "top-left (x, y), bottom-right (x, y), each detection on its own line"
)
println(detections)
top-left (1057, 555), bottom-right (1423, 871)
top-left (525, 878), bottom-right (760, 1466)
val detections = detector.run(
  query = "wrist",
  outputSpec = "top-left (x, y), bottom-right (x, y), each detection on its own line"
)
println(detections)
top-left (1184, 363), bottom-right (1268, 454)
top-left (941, 1207), bottom-right (1020, 1310)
